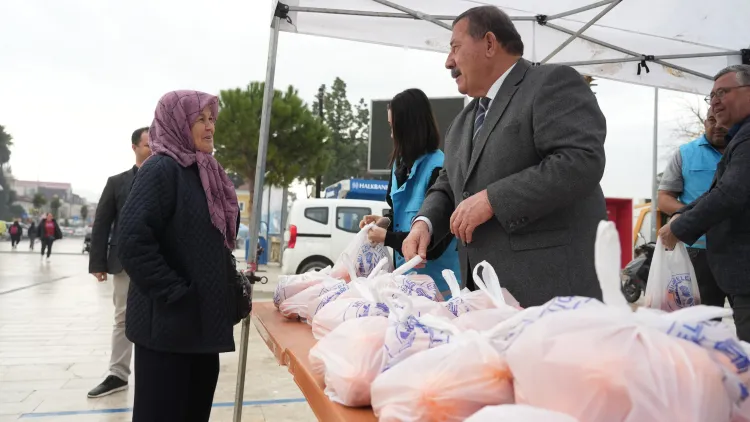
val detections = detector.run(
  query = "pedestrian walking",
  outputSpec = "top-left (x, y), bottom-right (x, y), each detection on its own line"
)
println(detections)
top-left (37, 213), bottom-right (62, 259)
top-left (27, 220), bottom-right (37, 250)
top-left (8, 219), bottom-right (22, 249)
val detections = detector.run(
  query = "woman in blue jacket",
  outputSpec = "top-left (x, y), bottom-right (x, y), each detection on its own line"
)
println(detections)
top-left (361, 88), bottom-right (460, 296)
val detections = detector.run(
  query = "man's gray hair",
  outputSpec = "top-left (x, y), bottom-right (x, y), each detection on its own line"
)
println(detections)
top-left (714, 64), bottom-right (750, 85)
top-left (453, 6), bottom-right (524, 56)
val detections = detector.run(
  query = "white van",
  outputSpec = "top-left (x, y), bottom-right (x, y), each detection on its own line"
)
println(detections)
top-left (281, 198), bottom-right (390, 275)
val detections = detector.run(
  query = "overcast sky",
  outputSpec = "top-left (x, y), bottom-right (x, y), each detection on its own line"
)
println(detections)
top-left (0, 0), bottom-right (707, 205)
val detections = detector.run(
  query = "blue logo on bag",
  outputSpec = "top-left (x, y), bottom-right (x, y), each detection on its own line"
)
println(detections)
top-left (667, 273), bottom-right (695, 308)
top-left (356, 243), bottom-right (388, 277)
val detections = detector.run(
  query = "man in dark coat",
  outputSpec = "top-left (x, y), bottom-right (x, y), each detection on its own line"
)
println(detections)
top-left (659, 64), bottom-right (750, 341)
top-left (86, 127), bottom-right (150, 398)
top-left (403, 6), bottom-right (607, 307)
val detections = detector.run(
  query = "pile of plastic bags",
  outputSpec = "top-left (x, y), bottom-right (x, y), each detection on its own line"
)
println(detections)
top-left (273, 220), bottom-right (750, 422)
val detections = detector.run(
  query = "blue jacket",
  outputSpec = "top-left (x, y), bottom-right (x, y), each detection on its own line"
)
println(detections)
top-left (678, 135), bottom-right (722, 249)
top-left (390, 150), bottom-right (460, 294)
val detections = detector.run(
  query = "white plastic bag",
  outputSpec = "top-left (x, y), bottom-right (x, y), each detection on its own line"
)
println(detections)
top-left (465, 404), bottom-right (579, 422)
top-left (505, 306), bottom-right (734, 422)
top-left (331, 223), bottom-right (393, 281)
top-left (311, 281), bottom-right (390, 340)
top-left (644, 238), bottom-right (701, 311)
top-left (306, 282), bottom-right (350, 324)
top-left (503, 222), bottom-right (743, 422)
top-left (443, 262), bottom-right (520, 317)
top-left (308, 316), bottom-right (389, 407)
top-left (381, 293), bottom-right (458, 371)
top-left (278, 278), bottom-right (344, 320)
top-left (371, 328), bottom-right (514, 422)
top-left (273, 267), bottom-right (333, 309)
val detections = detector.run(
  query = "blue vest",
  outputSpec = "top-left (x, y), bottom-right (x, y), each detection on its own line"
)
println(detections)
top-left (679, 135), bottom-right (722, 249)
top-left (390, 151), bottom-right (461, 296)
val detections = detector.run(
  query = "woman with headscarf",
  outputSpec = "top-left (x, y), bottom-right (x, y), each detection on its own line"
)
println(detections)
top-left (118, 90), bottom-right (240, 422)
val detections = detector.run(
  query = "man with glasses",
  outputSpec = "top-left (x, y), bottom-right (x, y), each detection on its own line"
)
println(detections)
top-left (658, 107), bottom-right (727, 307)
top-left (659, 64), bottom-right (750, 340)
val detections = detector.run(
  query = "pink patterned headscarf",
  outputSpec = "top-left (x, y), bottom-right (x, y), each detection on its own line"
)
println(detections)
top-left (149, 90), bottom-right (238, 250)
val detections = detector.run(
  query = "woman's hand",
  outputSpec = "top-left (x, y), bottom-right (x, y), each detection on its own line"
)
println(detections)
top-left (359, 215), bottom-right (380, 229)
top-left (367, 227), bottom-right (387, 244)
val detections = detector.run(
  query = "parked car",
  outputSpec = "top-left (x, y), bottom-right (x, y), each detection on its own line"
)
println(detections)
top-left (281, 198), bottom-right (389, 275)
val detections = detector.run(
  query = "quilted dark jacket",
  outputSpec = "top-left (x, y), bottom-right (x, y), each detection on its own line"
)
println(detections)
top-left (118, 155), bottom-right (235, 354)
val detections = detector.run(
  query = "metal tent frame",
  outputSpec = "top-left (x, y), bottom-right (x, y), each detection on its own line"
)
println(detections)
top-left (233, 1), bottom-right (747, 420)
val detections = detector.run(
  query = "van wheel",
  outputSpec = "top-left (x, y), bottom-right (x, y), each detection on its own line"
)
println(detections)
top-left (299, 260), bottom-right (331, 274)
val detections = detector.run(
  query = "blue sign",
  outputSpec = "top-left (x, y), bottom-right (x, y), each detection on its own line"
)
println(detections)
top-left (348, 179), bottom-right (388, 201)
top-left (350, 179), bottom-right (388, 192)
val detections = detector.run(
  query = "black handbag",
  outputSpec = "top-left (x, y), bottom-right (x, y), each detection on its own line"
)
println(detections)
top-left (229, 254), bottom-right (253, 325)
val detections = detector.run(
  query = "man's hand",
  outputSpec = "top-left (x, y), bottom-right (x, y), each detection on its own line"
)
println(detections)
top-left (658, 221), bottom-right (680, 250)
top-left (449, 190), bottom-right (494, 244)
top-left (658, 214), bottom-right (682, 249)
top-left (367, 227), bottom-right (387, 244)
top-left (92, 272), bottom-right (107, 282)
top-left (359, 215), bottom-right (380, 229)
top-left (403, 221), bottom-right (431, 264)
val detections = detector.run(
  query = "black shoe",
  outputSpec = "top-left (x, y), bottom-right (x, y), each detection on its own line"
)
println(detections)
top-left (87, 375), bottom-right (128, 398)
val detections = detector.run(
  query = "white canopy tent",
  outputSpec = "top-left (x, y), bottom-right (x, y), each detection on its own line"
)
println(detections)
top-left (233, 1), bottom-right (748, 420)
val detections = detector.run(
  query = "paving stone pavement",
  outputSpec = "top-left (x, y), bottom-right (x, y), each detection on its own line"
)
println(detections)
top-left (0, 238), bottom-right (310, 421)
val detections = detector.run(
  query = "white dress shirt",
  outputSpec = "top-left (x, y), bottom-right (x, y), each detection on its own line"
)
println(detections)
top-left (414, 62), bottom-right (517, 235)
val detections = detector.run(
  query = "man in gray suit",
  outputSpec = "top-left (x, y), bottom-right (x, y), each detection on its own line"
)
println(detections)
top-left (403, 5), bottom-right (607, 307)
top-left (87, 127), bottom-right (151, 398)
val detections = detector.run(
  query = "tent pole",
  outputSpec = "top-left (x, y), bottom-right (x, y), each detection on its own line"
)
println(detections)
top-left (370, 0), bottom-right (451, 30)
top-left (651, 87), bottom-right (659, 242)
top-left (546, 0), bottom-right (618, 20)
top-left (540, 0), bottom-right (622, 64)
top-left (556, 51), bottom-right (742, 67)
top-left (286, 5), bottom-right (537, 21)
top-left (544, 22), bottom-right (714, 80)
top-left (232, 9), bottom-right (283, 422)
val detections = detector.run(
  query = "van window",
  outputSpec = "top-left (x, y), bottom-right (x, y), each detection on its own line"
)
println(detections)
top-left (337, 207), bottom-right (371, 233)
top-left (304, 207), bottom-right (329, 225)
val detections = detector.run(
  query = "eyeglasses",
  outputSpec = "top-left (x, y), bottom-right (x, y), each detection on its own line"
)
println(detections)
top-left (705, 85), bottom-right (750, 104)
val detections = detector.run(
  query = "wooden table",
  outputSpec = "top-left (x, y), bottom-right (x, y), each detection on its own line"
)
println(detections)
top-left (252, 302), bottom-right (378, 422)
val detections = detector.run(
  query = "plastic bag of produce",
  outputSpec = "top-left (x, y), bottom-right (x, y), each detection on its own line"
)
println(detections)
top-left (506, 306), bottom-right (734, 422)
top-left (453, 307), bottom-right (519, 332)
top-left (309, 316), bottom-right (389, 407)
top-left (465, 404), bottom-right (579, 422)
top-left (306, 282), bottom-right (350, 324)
top-left (443, 262), bottom-right (520, 317)
top-left (644, 238), bottom-right (701, 311)
top-left (371, 327), bottom-right (514, 422)
top-left (504, 222), bottom-right (744, 422)
top-left (381, 293), bottom-right (458, 372)
top-left (311, 281), bottom-right (391, 340)
top-left (330, 223), bottom-right (393, 281)
top-left (278, 278), bottom-right (347, 320)
top-left (273, 267), bottom-right (334, 309)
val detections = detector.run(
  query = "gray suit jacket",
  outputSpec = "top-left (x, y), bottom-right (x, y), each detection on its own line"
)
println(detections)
top-left (89, 166), bottom-right (137, 275)
top-left (419, 59), bottom-right (607, 307)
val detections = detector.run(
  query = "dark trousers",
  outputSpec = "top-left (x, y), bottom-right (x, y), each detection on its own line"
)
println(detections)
top-left (40, 237), bottom-right (54, 257)
top-left (730, 295), bottom-right (750, 342)
top-left (133, 345), bottom-right (220, 422)
top-left (687, 248), bottom-right (727, 308)
top-left (10, 235), bottom-right (20, 247)
top-left (29, 236), bottom-right (36, 250)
